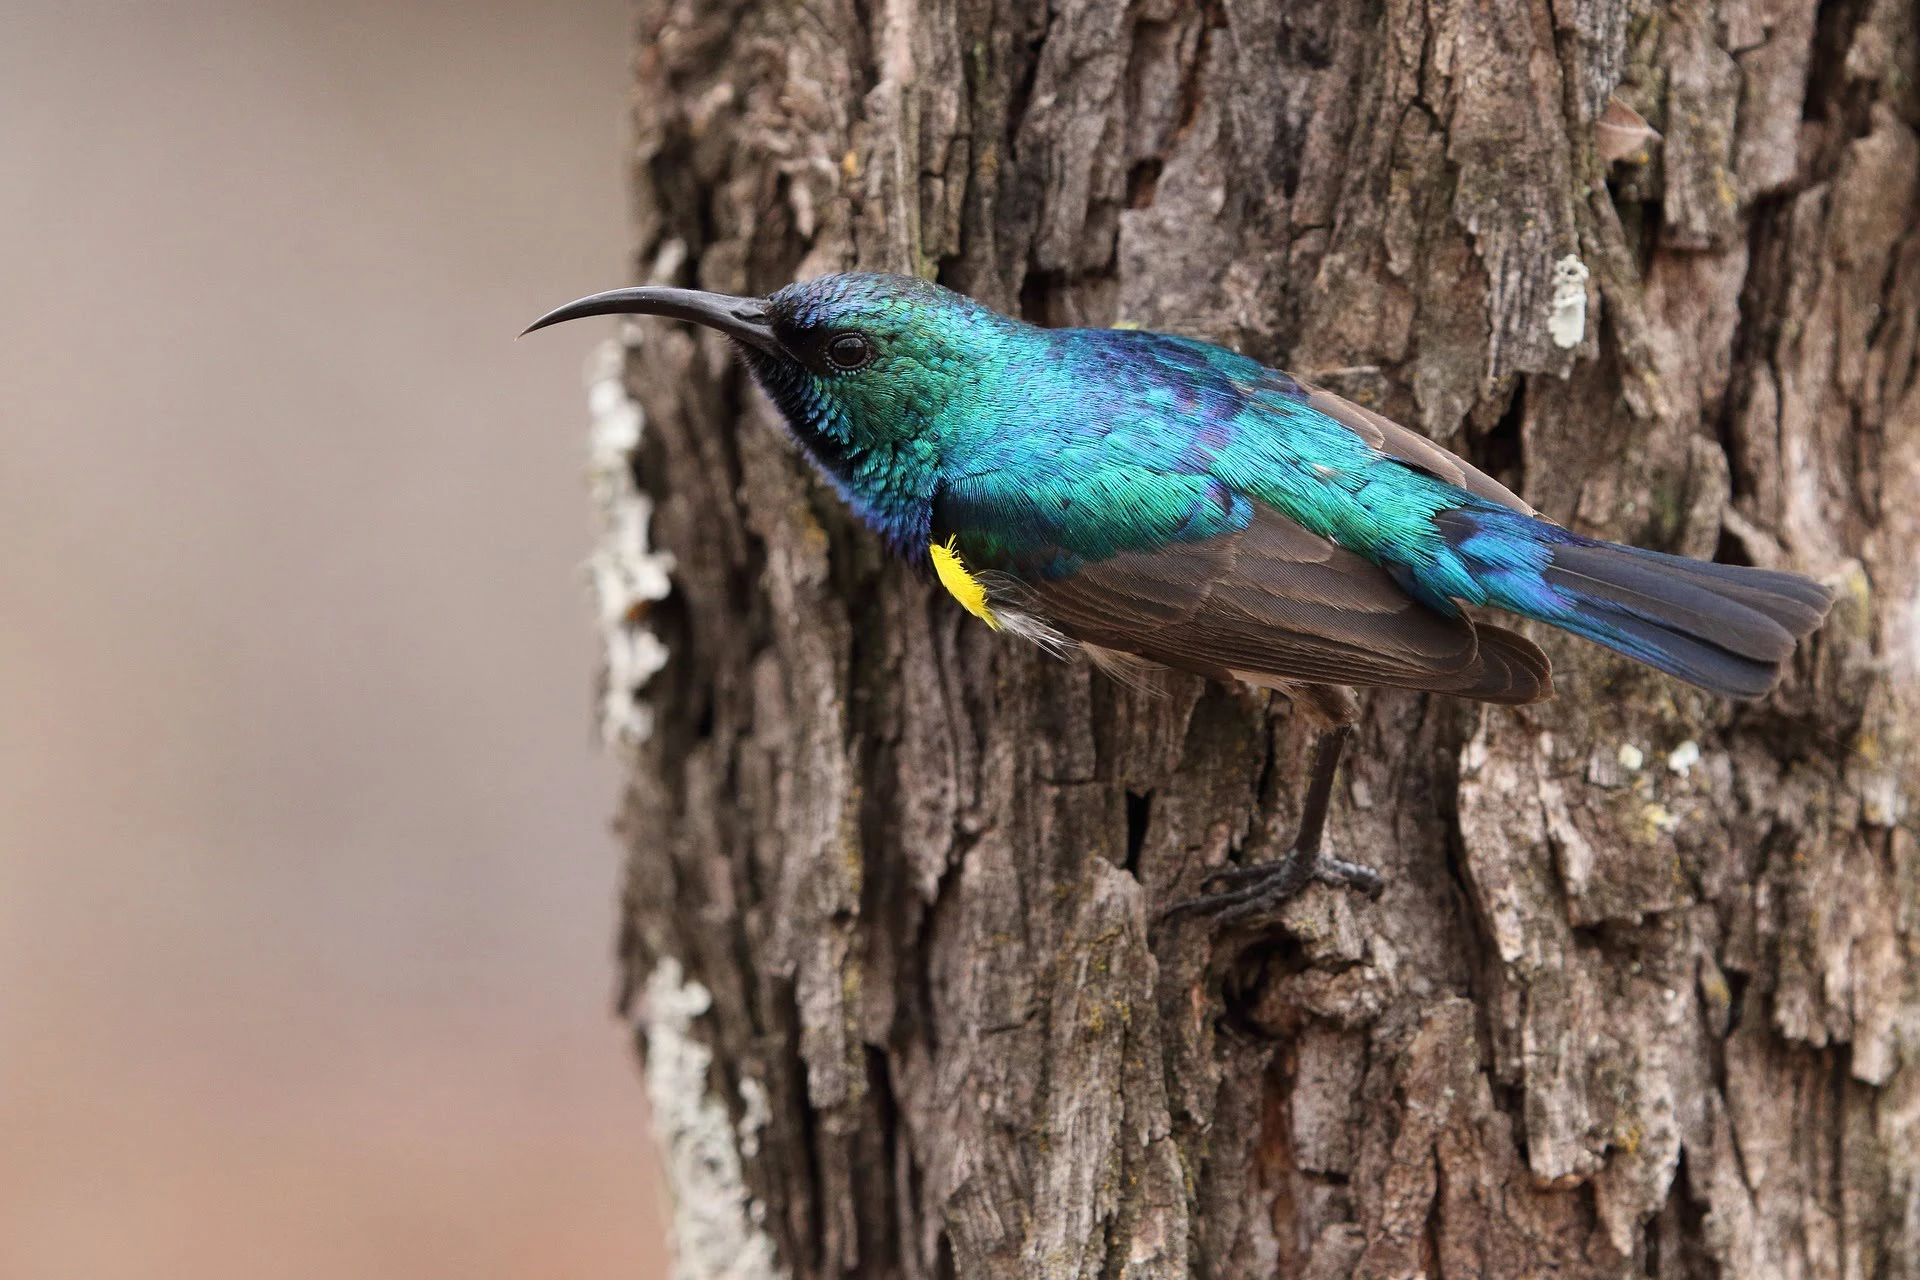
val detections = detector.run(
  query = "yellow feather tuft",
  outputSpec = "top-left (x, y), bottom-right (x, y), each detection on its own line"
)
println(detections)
top-left (930, 537), bottom-right (1000, 630)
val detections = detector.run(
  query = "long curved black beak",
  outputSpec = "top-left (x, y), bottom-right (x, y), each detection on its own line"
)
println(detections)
top-left (520, 286), bottom-right (783, 358)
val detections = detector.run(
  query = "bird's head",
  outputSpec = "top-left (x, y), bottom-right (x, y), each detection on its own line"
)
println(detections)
top-left (525, 271), bottom-right (1020, 467)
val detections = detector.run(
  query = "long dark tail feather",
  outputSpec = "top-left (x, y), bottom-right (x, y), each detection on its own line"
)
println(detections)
top-left (1437, 509), bottom-right (1836, 699)
top-left (1540, 541), bottom-right (1832, 698)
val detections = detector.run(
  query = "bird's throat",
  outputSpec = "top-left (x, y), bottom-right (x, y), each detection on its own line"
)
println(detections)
top-left (743, 348), bottom-right (939, 554)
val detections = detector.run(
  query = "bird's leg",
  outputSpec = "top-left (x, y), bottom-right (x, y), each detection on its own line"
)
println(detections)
top-left (1162, 723), bottom-right (1382, 928)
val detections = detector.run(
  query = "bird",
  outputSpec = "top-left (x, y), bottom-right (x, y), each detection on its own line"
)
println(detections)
top-left (525, 271), bottom-right (1835, 926)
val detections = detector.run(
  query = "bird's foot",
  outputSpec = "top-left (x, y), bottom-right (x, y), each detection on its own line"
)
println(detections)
top-left (1160, 847), bottom-right (1383, 930)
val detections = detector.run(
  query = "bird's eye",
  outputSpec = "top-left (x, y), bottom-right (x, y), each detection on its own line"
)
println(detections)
top-left (824, 332), bottom-right (876, 372)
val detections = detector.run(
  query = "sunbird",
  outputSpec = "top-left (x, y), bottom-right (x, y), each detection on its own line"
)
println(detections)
top-left (526, 272), bottom-right (1834, 924)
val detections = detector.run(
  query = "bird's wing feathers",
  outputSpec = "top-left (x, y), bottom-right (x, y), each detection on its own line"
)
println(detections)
top-left (1295, 381), bottom-right (1536, 517)
top-left (935, 360), bottom-right (1551, 703)
top-left (1011, 504), bottom-right (1550, 704)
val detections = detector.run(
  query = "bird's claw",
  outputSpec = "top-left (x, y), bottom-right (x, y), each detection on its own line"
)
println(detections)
top-left (1161, 847), bottom-right (1383, 930)
top-left (1314, 853), bottom-right (1384, 900)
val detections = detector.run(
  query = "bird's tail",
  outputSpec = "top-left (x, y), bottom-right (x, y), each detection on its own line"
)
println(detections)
top-left (1433, 507), bottom-right (1835, 699)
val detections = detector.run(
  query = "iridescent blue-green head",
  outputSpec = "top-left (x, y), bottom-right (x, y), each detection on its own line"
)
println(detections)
top-left (524, 272), bottom-right (1028, 547)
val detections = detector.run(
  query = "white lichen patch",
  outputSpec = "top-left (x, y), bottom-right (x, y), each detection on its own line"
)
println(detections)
top-left (1548, 254), bottom-right (1591, 350)
top-left (1860, 769), bottom-right (1907, 827)
top-left (736, 1075), bottom-right (772, 1159)
top-left (1666, 740), bottom-right (1701, 778)
top-left (1642, 803), bottom-right (1681, 836)
top-left (639, 958), bottom-right (784, 1280)
top-left (586, 336), bottom-right (675, 751)
top-left (1617, 743), bottom-right (1646, 772)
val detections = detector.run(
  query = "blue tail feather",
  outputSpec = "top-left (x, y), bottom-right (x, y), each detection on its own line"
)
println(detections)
top-left (1432, 507), bottom-right (1834, 699)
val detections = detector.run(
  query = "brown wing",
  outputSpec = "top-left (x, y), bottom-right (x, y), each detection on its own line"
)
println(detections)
top-left (1019, 503), bottom-right (1551, 705)
top-left (1297, 381), bottom-right (1536, 517)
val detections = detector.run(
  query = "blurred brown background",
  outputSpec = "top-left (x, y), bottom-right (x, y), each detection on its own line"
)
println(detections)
top-left (0, 2), bottom-right (668, 1276)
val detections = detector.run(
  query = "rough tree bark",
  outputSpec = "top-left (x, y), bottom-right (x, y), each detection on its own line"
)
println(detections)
top-left (593, 1), bottom-right (1920, 1276)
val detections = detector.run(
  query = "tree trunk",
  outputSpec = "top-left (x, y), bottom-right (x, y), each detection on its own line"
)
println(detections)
top-left (596, 1), bottom-right (1920, 1276)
